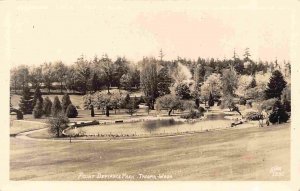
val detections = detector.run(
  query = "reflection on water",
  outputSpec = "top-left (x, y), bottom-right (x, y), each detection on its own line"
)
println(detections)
top-left (142, 119), bottom-right (184, 132)
top-left (142, 113), bottom-right (226, 132)
top-left (205, 113), bottom-right (225, 120)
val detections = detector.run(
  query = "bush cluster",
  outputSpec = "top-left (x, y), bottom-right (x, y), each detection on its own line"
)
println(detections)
top-left (245, 111), bottom-right (263, 121)
top-left (239, 97), bottom-right (247, 105)
top-left (66, 104), bottom-right (78, 118)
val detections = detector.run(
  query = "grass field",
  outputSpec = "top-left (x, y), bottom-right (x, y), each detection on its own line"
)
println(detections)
top-left (10, 123), bottom-right (290, 181)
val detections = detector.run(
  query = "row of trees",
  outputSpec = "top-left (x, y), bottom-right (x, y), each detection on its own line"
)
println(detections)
top-left (10, 55), bottom-right (140, 94)
top-left (19, 86), bottom-right (78, 118)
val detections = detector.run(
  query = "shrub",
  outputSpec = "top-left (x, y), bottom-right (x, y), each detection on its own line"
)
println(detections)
top-left (175, 83), bottom-right (191, 99)
top-left (239, 97), bottom-right (247, 105)
top-left (66, 104), bottom-right (78, 118)
top-left (269, 100), bottom-right (289, 124)
top-left (62, 93), bottom-right (72, 112)
top-left (180, 110), bottom-right (203, 119)
top-left (43, 97), bottom-right (52, 117)
top-left (33, 100), bottom-right (44, 118)
top-left (16, 110), bottom-right (23, 120)
top-left (198, 106), bottom-right (205, 113)
top-left (245, 111), bottom-right (263, 121)
top-left (51, 96), bottom-right (62, 117)
top-left (260, 98), bottom-right (277, 112)
top-left (126, 99), bottom-right (137, 116)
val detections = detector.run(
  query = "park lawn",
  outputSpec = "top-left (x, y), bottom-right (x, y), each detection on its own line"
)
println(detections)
top-left (10, 123), bottom-right (290, 180)
top-left (10, 119), bottom-right (47, 135)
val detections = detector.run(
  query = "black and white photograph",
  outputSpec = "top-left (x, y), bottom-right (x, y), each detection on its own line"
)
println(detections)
top-left (1, 0), bottom-right (300, 190)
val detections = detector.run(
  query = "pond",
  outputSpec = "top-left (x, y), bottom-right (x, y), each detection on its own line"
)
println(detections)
top-left (67, 113), bottom-right (231, 136)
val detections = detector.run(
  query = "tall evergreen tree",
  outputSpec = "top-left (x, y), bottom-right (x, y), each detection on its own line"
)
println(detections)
top-left (208, 92), bottom-right (214, 107)
top-left (32, 86), bottom-right (43, 109)
top-left (51, 96), bottom-right (62, 117)
top-left (43, 96), bottom-right (52, 117)
top-left (33, 99), bottom-right (43, 118)
top-left (265, 70), bottom-right (287, 99)
top-left (61, 93), bottom-right (72, 112)
top-left (19, 86), bottom-right (33, 114)
top-left (66, 104), bottom-right (78, 118)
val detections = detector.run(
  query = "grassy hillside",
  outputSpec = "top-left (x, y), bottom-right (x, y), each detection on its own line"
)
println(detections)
top-left (10, 123), bottom-right (290, 180)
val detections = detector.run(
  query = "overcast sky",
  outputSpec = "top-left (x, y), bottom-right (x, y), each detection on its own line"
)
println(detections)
top-left (4, 1), bottom-right (294, 66)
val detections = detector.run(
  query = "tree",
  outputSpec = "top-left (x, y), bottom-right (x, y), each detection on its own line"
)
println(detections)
top-left (194, 58), bottom-right (206, 86)
top-left (222, 66), bottom-right (238, 98)
top-left (140, 57), bottom-right (159, 109)
top-left (66, 104), bottom-right (78, 118)
top-left (29, 65), bottom-right (43, 89)
top-left (33, 99), bottom-right (43, 118)
top-left (16, 65), bottom-right (30, 89)
top-left (269, 100), bottom-right (289, 124)
top-left (124, 93), bottom-right (131, 107)
top-left (222, 95), bottom-right (235, 111)
top-left (265, 70), bottom-right (287, 99)
top-left (110, 92), bottom-right (123, 114)
top-left (75, 55), bottom-right (92, 94)
top-left (42, 62), bottom-right (55, 93)
top-left (131, 67), bottom-right (140, 89)
top-left (248, 76), bottom-right (257, 88)
top-left (10, 67), bottom-right (19, 93)
top-left (32, 86), bottom-right (43, 109)
top-left (93, 92), bottom-right (113, 117)
top-left (243, 47), bottom-right (251, 62)
top-left (53, 61), bottom-right (68, 94)
top-left (126, 97), bottom-right (137, 116)
top-left (175, 83), bottom-right (191, 99)
top-left (51, 96), bottom-right (62, 117)
top-left (43, 96), bottom-right (52, 117)
top-left (281, 85), bottom-right (291, 112)
top-left (157, 66), bottom-right (172, 96)
top-left (100, 54), bottom-right (115, 93)
top-left (208, 92), bottom-right (214, 107)
top-left (65, 65), bottom-right (77, 93)
top-left (120, 73), bottom-right (133, 91)
top-left (61, 93), bottom-right (72, 113)
top-left (48, 112), bottom-right (69, 137)
top-left (114, 57), bottom-right (129, 90)
top-left (236, 75), bottom-right (252, 97)
top-left (19, 86), bottom-right (33, 114)
top-left (200, 73), bottom-right (222, 104)
top-left (91, 73), bottom-right (101, 92)
top-left (90, 105), bottom-right (95, 117)
top-left (156, 94), bottom-right (182, 116)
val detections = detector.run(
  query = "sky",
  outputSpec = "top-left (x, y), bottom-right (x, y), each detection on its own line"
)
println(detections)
top-left (3, 0), bottom-right (294, 66)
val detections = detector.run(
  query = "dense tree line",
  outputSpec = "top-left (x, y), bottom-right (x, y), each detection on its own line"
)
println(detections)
top-left (12, 49), bottom-right (291, 122)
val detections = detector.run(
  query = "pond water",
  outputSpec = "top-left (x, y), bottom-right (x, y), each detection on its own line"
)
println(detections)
top-left (68, 113), bottom-right (231, 136)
